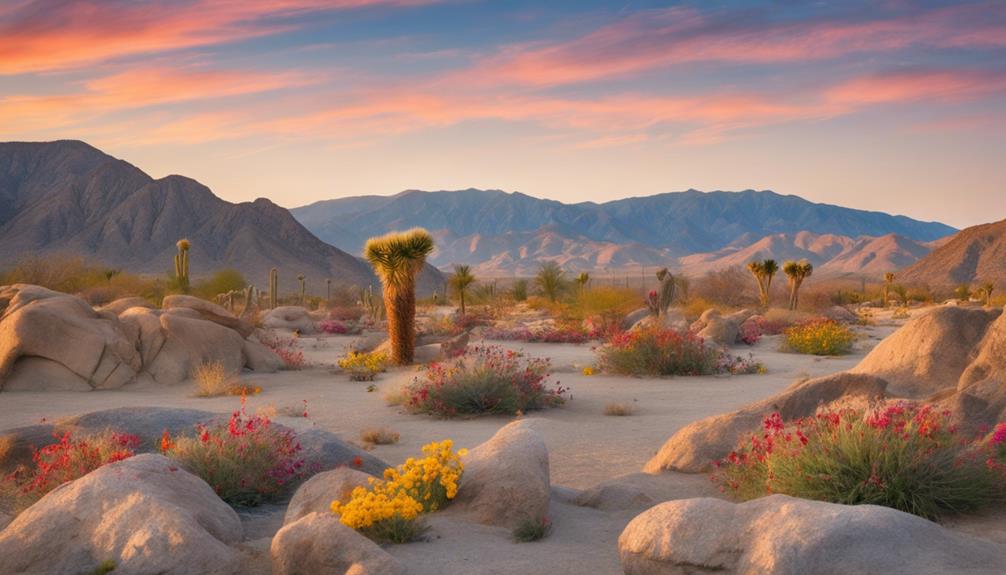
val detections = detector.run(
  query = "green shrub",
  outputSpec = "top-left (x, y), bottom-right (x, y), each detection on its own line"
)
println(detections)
top-left (597, 327), bottom-right (763, 376)
top-left (512, 516), bottom-right (551, 542)
top-left (783, 319), bottom-right (855, 355)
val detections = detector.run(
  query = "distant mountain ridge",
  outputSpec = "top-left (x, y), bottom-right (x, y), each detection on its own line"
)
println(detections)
top-left (294, 188), bottom-right (956, 275)
top-left (0, 140), bottom-right (442, 294)
top-left (898, 219), bottom-right (1006, 287)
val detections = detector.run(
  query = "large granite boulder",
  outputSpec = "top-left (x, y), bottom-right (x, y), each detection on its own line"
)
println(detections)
top-left (284, 467), bottom-right (375, 525)
top-left (163, 294), bottom-right (254, 338)
top-left (0, 454), bottom-right (243, 575)
top-left (262, 306), bottom-right (316, 334)
top-left (271, 512), bottom-right (402, 575)
top-left (619, 495), bottom-right (1006, 575)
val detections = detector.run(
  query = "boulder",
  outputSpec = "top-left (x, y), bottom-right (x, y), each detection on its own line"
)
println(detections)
top-left (631, 309), bottom-right (689, 333)
top-left (163, 294), bottom-right (254, 338)
top-left (622, 307), bottom-right (653, 331)
top-left (262, 306), bottom-right (316, 334)
top-left (145, 313), bottom-right (246, 384)
top-left (349, 332), bottom-right (387, 354)
top-left (691, 308), bottom-right (755, 346)
top-left (271, 512), bottom-right (402, 575)
top-left (295, 428), bottom-right (390, 477)
top-left (441, 331), bottom-right (470, 358)
top-left (453, 420), bottom-right (550, 528)
top-left (118, 307), bottom-right (167, 367)
top-left (0, 284), bottom-right (141, 390)
top-left (574, 472), bottom-right (715, 512)
top-left (100, 296), bottom-right (154, 315)
top-left (645, 372), bottom-right (889, 473)
top-left (0, 454), bottom-right (243, 575)
top-left (284, 467), bottom-right (375, 525)
top-left (242, 339), bottom-right (283, 372)
top-left (619, 495), bottom-right (1006, 575)
top-left (849, 306), bottom-right (1001, 397)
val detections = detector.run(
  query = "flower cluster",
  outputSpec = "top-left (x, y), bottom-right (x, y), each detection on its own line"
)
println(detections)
top-left (331, 440), bottom-right (466, 543)
top-left (738, 316), bottom-right (788, 345)
top-left (1, 430), bottom-right (139, 510)
top-left (338, 351), bottom-right (388, 381)
top-left (407, 345), bottom-right (566, 417)
top-left (317, 319), bottom-right (362, 335)
top-left (713, 404), bottom-right (1006, 519)
top-left (482, 323), bottom-right (593, 344)
top-left (783, 319), bottom-right (855, 355)
top-left (598, 327), bottom-right (759, 376)
top-left (259, 333), bottom-right (306, 369)
top-left (162, 400), bottom-right (306, 506)
top-left (421, 313), bottom-right (492, 337)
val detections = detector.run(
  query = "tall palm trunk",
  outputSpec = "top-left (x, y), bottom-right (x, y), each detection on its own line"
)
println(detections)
top-left (385, 275), bottom-right (417, 365)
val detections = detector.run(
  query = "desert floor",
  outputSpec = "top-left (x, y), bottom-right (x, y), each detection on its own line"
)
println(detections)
top-left (3, 310), bottom-right (1002, 574)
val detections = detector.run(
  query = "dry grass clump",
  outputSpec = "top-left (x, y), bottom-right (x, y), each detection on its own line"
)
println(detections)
top-left (360, 427), bottom-right (401, 445)
top-left (603, 402), bottom-right (636, 416)
top-left (384, 385), bottom-right (410, 406)
top-left (193, 361), bottom-right (259, 397)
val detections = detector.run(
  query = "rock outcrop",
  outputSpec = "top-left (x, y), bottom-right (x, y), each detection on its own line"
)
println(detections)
top-left (271, 512), bottom-right (403, 575)
top-left (619, 495), bottom-right (1006, 575)
top-left (284, 467), bottom-right (375, 525)
top-left (0, 454), bottom-right (243, 575)
top-left (262, 306), bottom-right (317, 334)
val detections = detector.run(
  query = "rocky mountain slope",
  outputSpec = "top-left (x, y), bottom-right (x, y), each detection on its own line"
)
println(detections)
top-left (0, 141), bottom-right (442, 293)
top-left (294, 189), bottom-right (954, 275)
top-left (898, 218), bottom-right (1006, 287)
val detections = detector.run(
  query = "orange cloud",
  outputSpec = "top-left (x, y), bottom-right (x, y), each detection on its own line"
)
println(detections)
top-left (460, 4), bottom-right (1006, 87)
top-left (0, 0), bottom-right (439, 74)
top-left (825, 70), bottom-right (1006, 106)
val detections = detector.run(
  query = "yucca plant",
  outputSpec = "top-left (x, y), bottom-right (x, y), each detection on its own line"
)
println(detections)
top-left (536, 261), bottom-right (565, 303)
top-left (782, 260), bottom-right (813, 311)
top-left (882, 272), bottom-right (896, 308)
top-left (980, 282), bottom-right (995, 307)
top-left (746, 259), bottom-right (778, 308)
top-left (174, 239), bottom-right (191, 293)
top-left (449, 264), bottom-right (476, 316)
top-left (364, 228), bottom-right (435, 365)
top-left (575, 272), bottom-right (590, 292)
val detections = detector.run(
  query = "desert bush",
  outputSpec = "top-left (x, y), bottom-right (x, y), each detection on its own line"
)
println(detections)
top-left (192, 269), bottom-right (246, 300)
top-left (258, 333), bottom-right (305, 369)
top-left (512, 279), bottom-right (529, 302)
top-left (318, 319), bottom-right (361, 335)
top-left (481, 323), bottom-right (593, 344)
top-left (1, 430), bottom-right (139, 511)
top-left (361, 427), bottom-right (400, 445)
top-left (192, 361), bottom-right (260, 397)
top-left (783, 319), bottom-right (855, 355)
top-left (512, 516), bottom-right (551, 542)
top-left (328, 305), bottom-right (364, 321)
top-left (338, 351), bottom-right (388, 381)
top-left (162, 402), bottom-right (305, 506)
top-left (603, 402), bottom-right (635, 416)
top-left (690, 267), bottom-right (758, 308)
top-left (714, 406), bottom-right (1006, 519)
top-left (597, 328), bottom-right (763, 376)
top-left (331, 440), bottom-right (465, 543)
top-left (406, 346), bottom-right (566, 417)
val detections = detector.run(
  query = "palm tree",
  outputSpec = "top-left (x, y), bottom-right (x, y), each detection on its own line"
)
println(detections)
top-left (536, 261), bottom-right (565, 303)
top-left (364, 228), bottom-right (435, 365)
top-left (882, 272), bottom-right (896, 307)
top-left (746, 259), bottom-right (779, 308)
top-left (980, 282), bottom-right (995, 307)
top-left (449, 264), bottom-right (476, 316)
top-left (782, 260), bottom-right (814, 311)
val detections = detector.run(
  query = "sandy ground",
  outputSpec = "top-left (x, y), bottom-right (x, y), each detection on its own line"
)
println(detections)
top-left (6, 313), bottom-right (993, 574)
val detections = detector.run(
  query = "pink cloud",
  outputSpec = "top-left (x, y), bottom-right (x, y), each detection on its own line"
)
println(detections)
top-left (0, 0), bottom-right (439, 74)
top-left (826, 70), bottom-right (1006, 106)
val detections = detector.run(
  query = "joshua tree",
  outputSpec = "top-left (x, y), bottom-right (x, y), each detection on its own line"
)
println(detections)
top-left (654, 268), bottom-right (676, 317)
top-left (269, 268), bottom-right (278, 309)
top-left (954, 284), bottom-right (972, 302)
top-left (326, 278), bottom-right (332, 304)
top-left (892, 283), bottom-right (909, 307)
top-left (882, 272), bottom-right (896, 307)
top-left (364, 228), bottom-right (435, 365)
top-left (746, 259), bottom-right (779, 308)
top-left (782, 260), bottom-right (814, 311)
top-left (980, 282), bottom-right (995, 306)
top-left (536, 261), bottom-right (565, 303)
top-left (297, 274), bottom-right (306, 305)
top-left (512, 279), bottom-right (529, 302)
top-left (103, 268), bottom-right (121, 288)
top-left (575, 272), bottom-right (590, 292)
top-left (174, 239), bottom-right (191, 293)
top-left (449, 264), bottom-right (476, 316)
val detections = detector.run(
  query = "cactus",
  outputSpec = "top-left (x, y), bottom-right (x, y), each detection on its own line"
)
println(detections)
top-left (326, 278), bottom-right (332, 304)
top-left (174, 239), bottom-right (190, 293)
top-left (361, 284), bottom-right (384, 323)
top-left (269, 268), bottom-right (278, 309)
top-left (655, 268), bottom-right (676, 316)
top-left (297, 274), bottom-right (306, 305)
top-left (244, 285), bottom-right (255, 312)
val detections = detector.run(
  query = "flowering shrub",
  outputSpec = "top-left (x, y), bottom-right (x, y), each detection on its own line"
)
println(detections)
top-left (598, 328), bottom-right (763, 376)
top-left (713, 405), bottom-right (1006, 519)
top-left (406, 346), bottom-right (566, 417)
top-left (2, 431), bottom-right (138, 510)
top-left (317, 319), bottom-right (361, 335)
top-left (481, 323), bottom-right (593, 344)
top-left (328, 306), bottom-right (364, 321)
top-left (162, 401), bottom-right (305, 506)
top-left (259, 333), bottom-right (306, 369)
top-left (338, 351), bottom-right (388, 381)
top-left (783, 319), bottom-right (855, 355)
top-left (331, 440), bottom-right (466, 543)
top-left (738, 316), bottom-right (788, 345)
top-left (421, 313), bottom-right (492, 337)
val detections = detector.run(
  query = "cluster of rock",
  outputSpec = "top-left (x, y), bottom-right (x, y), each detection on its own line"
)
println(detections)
top-left (0, 284), bottom-right (282, 391)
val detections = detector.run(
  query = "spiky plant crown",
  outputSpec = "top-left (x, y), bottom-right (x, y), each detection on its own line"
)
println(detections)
top-left (450, 264), bottom-right (476, 290)
top-left (177, 239), bottom-right (191, 251)
top-left (762, 259), bottom-right (779, 275)
top-left (364, 228), bottom-right (435, 287)
top-left (747, 261), bottom-right (764, 274)
top-left (783, 260), bottom-right (814, 279)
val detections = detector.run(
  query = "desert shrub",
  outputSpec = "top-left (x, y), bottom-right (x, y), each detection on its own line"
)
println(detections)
top-left (258, 333), bottom-right (305, 369)
top-left (481, 323), bottom-right (593, 344)
top-left (420, 312), bottom-right (492, 337)
top-left (406, 346), bottom-right (566, 417)
top-left (162, 402), bottom-right (305, 506)
top-left (1, 430), bottom-right (139, 511)
top-left (512, 516), bottom-right (551, 542)
top-left (361, 427), bottom-right (400, 445)
top-left (690, 267), bottom-right (758, 308)
top-left (331, 440), bottom-right (465, 543)
top-left (714, 406), bottom-right (1006, 519)
top-left (318, 319), bottom-right (361, 335)
top-left (603, 402), bottom-right (635, 416)
top-left (512, 279), bottom-right (529, 302)
top-left (328, 306), bottom-right (364, 321)
top-left (192, 361), bottom-right (260, 397)
top-left (86, 560), bottom-right (117, 575)
top-left (338, 351), bottom-right (388, 381)
top-left (783, 319), bottom-right (855, 355)
top-left (597, 328), bottom-right (763, 376)
top-left (192, 269), bottom-right (246, 300)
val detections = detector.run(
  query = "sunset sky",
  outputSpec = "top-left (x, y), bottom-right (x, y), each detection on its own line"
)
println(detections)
top-left (2, 0), bottom-right (1003, 228)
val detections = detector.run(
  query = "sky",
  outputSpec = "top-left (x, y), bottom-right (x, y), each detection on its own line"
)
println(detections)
top-left (1, 0), bottom-right (1004, 229)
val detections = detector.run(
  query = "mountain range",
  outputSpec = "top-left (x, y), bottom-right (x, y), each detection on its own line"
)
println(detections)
top-left (0, 141), bottom-right (442, 295)
top-left (294, 189), bottom-right (956, 277)
top-left (899, 218), bottom-right (1006, 287)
